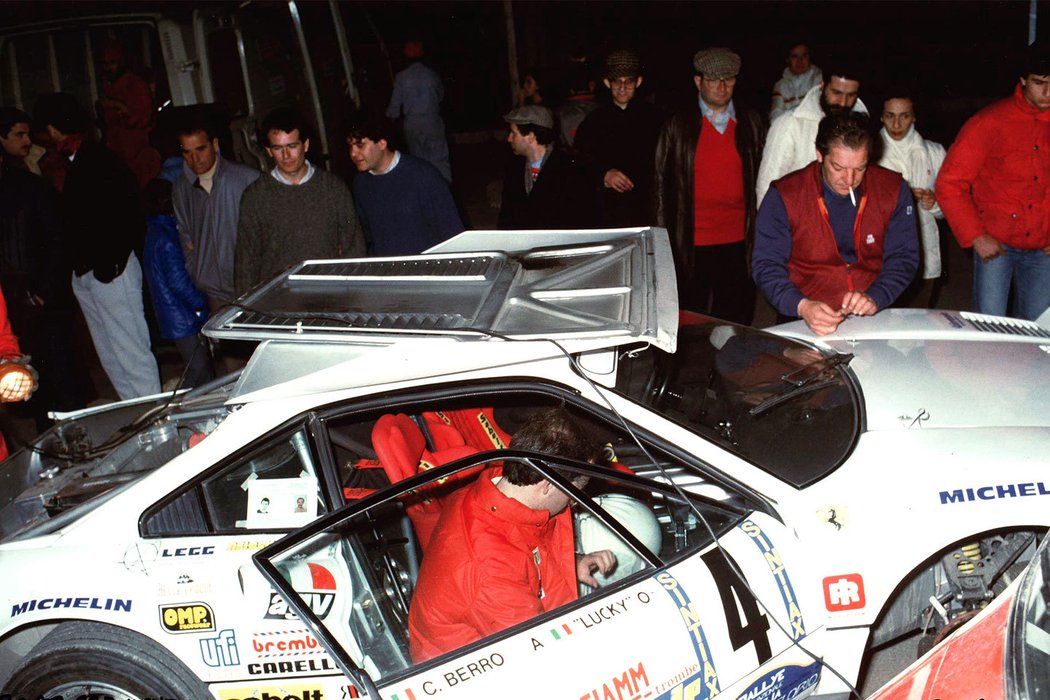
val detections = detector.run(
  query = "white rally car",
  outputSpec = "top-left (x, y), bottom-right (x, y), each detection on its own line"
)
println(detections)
top-left (0, 228), bottom-right (1046, 700)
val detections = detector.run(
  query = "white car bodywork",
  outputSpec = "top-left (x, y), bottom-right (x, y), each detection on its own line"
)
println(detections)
top-left (0, 228), bottom-right (1046, 700)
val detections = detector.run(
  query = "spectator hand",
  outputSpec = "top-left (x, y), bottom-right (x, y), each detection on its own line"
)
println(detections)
top-left (973, 234), bottom-right (1004, 262)
top-left (840, 291), bottom-right (877, 317)
top-left (797, 299), bottom-right (845, 336)
top-left (603, 169), bottom-right (634, 193)
top-left (911, 187), bottom-right (936, 210)
top-left (577, 550), bottom-right (617, 588)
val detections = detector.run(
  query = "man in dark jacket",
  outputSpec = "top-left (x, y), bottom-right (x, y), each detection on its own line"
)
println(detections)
top-left (498, 106), bottom-right (588, 230)
top-left (0, 116), bottom-right (89, 422)
top-left (654, 47), bottom-right (766, 325)
top-left (573, 49), bottom-right (663, 227)
top-left (35, 93), bottom-right (159, 400)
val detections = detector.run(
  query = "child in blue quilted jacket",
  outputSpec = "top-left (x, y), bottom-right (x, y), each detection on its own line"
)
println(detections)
top-left (142, 178), bottom-right (214, 388)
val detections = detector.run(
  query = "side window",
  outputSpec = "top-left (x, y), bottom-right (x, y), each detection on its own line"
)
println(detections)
top-left (201, 428), bottom-right (324, 531)
top-left (143, 426), bottom-right (327, 536)
top-left (261, 454), bottom-right (737, 680)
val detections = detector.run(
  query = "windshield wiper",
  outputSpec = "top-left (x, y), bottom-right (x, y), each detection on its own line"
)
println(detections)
top-left (748, 353), bottom-right (853, 417)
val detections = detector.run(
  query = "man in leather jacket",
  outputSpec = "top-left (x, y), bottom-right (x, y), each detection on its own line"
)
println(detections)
top-left (654, 47), bottom-right (766, 325)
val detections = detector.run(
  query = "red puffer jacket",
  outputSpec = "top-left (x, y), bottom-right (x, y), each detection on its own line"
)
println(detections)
top-left (937, 85), bottom-right (1050, 250)
top-left (407, 469), bottom-right (578, 663)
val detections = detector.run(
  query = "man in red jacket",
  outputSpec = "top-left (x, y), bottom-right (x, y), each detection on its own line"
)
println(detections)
top-left (407, 408), bottom-right (616, 663)
top-left (936, 44), bottom-right (1050, 321)
top-left (752, 112), bottom-right (919, 335)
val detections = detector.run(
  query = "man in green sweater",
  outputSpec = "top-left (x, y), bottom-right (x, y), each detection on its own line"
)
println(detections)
top-left (235, 109), bottom-right (365, 295)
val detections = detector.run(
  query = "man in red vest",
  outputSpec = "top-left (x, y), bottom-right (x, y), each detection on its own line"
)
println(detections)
top-left (655, 47), bottom-right (766, 325)
top-left (752, 112), bottom-right (919, 335)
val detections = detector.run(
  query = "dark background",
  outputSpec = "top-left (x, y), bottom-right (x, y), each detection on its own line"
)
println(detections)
top-left (6, 0), bottom-right (1048, 144)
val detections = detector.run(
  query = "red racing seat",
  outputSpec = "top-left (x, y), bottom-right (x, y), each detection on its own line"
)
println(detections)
top-left (423, 408), bottom-right (512, 452)
top-left (371, 413), bottom-right (480, 549)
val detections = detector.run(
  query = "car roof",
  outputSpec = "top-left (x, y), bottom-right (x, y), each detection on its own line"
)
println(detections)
top-left (204, 228), bottom-right (677, 353)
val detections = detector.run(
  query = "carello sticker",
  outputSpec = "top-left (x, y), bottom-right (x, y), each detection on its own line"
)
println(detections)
top-left (733, 661), bottom-right (821, 700)
top-left (160, 602), bottom-right (215, 633)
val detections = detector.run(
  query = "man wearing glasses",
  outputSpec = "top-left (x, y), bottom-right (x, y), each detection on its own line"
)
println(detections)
top-left (573, 49), bottom-right (663, 228)
top-left (235, 108), bottom-right (365, 295)
top-left (655, 47), bottom-right (766, 325)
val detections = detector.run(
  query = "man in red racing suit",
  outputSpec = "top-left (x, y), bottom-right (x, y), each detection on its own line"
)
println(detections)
top-left (407, 408), bottom-right (616, 663)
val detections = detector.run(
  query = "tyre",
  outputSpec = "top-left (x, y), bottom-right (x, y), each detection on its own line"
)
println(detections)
top-left (2, 621), bottom-right (211, 700)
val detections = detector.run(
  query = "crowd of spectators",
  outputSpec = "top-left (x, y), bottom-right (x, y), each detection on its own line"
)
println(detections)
top-left (0, 34), bottom-right (1048, 448)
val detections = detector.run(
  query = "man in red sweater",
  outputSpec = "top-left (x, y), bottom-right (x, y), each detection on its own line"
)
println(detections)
top-left (655, 47), bottom-right (766, 324)
top-left (936, 44), bottom-right (1050, 321)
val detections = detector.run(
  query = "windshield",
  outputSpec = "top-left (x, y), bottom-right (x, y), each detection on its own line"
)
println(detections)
top-left (615, 314), bottom-right (860, 488)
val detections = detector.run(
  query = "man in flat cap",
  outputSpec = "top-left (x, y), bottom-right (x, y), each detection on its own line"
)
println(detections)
top-left (498, 105), bottom-right (587, 229)
top-left (573, 49), bottom-right (664, 227)
top-left (654, 47), bottom-right (766, 324)
top-left (756, 59), bottom-right (867, 205)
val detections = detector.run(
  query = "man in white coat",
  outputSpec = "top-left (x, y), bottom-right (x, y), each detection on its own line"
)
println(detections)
top-left (770, 43), bottom-right (823, 120)
top-left (756, 62), bottom-right (867, 205)
top-left (879, 93), bottom-right (946, 307)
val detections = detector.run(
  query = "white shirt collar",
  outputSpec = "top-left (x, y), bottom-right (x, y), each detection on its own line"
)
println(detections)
top-left (270, 160), bottom-right (316, 185)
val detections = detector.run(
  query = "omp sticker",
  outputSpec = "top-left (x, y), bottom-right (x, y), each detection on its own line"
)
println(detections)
top-left (656, 571), bottom-right (719, 699)
top-left (733, 662), bottom-right (822, 700)
top-left (823, 574), bottom-right (865, 612)
top-left (737, 519), bottom-right (806, 639)
top-left (159, 602), bottom-right (214, 633)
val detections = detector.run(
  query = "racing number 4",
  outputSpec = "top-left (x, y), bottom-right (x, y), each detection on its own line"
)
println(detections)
top-left (701, 550), bottom-right (772, 664)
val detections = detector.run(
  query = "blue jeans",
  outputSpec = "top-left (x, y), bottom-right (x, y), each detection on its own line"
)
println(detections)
top-left (972, 245), bottom-right (1050, 320)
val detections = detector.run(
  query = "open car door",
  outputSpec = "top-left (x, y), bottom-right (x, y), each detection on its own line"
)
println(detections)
top-left (255, 450), bottom-right (825, 700)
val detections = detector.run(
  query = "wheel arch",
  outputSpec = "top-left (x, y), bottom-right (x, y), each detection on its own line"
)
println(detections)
top-left (867, 524), bottom-right (1043, 648)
